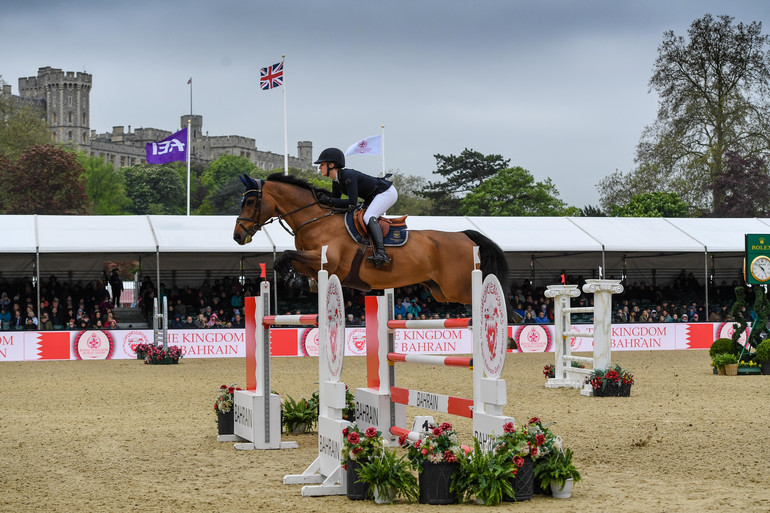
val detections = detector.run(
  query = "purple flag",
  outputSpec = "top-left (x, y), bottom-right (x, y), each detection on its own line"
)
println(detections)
top-left (145, 128), bottom-right (188, 164)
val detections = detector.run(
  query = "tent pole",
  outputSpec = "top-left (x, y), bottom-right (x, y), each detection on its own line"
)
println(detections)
top-left (704, 250), bottom-right (709, 315)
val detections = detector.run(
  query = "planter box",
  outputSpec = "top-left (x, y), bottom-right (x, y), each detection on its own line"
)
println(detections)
top-left (738, 366), bottom-right (762, 375)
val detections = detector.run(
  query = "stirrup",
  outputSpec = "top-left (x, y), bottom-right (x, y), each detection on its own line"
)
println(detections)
top-left (367, 252), bottom-right (391, 267)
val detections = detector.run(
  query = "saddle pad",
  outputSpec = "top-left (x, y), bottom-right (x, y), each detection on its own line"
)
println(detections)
top-left (344, 211), bottom-right (409, 246)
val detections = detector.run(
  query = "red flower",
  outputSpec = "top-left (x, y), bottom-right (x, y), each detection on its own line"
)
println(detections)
top-left (432, 427), bottom-right (443, 436)
top-left (220, 384), bottom-right (227, 389)
top-left (365, 427), bottom-right (378, 439)
top-left (352, 447), bottom-right (362, 456)
top-left (342, 427), bottom-right (349, 437)
top-left (414, 440), bottom-right (422, 448)
top-left (535, 434), bottom-right (545, 446)
top-left (530, 446), bottom-right (538, 458)
top-left (398, 435), bottom-right (407, 446)
top-left (443, 450), bottom-right (456, 462)
top-left (528, 417), bottom-right (540, 425)
top-left (513, 455), bottom-right (524, 468)
top-left (421, 448), bottom-right (429, 456)
top-left (347, 432), bottom-right (360, 445)
top-left (440, 422), bottom-right (452, 431)
top-left (503, 421), bottom-right (514, 434)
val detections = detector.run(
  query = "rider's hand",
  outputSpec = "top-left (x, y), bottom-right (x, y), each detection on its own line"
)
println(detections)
top-left (348, 204), bottom-right (358, 212)
top-left (316, 190), bottom-right (331, 204)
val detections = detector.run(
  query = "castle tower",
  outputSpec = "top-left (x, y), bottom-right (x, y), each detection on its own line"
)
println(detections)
top-left (297, 141), bottom-right (313, 164)
top-left (18, 67), bottom-right (92, 146)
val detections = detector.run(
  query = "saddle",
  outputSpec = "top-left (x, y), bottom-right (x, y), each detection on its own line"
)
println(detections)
top-left (343, 209), bottom-right (409, 246)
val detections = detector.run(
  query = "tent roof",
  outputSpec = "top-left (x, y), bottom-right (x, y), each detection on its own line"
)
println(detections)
top-left (1, 215), bottom-right (770, 256)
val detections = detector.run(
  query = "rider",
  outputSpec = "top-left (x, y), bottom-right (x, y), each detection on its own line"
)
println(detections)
top-left (314, 147), bottom-right (398, 268)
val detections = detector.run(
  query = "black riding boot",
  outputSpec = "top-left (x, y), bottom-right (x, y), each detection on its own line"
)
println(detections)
top-left (366, 218), bottom-right (391, 267)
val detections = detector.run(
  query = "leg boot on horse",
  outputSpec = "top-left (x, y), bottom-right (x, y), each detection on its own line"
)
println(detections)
top-left (366, 218), bottom-right (391, 268)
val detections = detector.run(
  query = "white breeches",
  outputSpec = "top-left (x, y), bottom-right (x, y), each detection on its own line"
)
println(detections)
top-left (363, 186), bottom-right (398, 223)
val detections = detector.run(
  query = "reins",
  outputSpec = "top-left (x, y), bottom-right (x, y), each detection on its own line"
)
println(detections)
top-left (238, 184), bottom-right (341, 237)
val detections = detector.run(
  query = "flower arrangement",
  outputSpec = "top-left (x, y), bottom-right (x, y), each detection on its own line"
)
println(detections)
top-left (144, 344), bottom-right (184, 364)
top-left (586, 364), bottom-right (634, 395)
top-left (134, 342), bottom-right (151, 357)
top-left (400, 421), bottom-right (463, 469)
top-left (495, 417), bottom-right (562, 467)
top-left (341, 424), bottom-right (385, 466)
top-left (738, 359), bottom-right (759, 368)
top-left (214, 384), bottom-right (242, 416)
top-left (533, 447), bottom-right (582, 493)
top-left (543, 364), bottom-right (555, 379)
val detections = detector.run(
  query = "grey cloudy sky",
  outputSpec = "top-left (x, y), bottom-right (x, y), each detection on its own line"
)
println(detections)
top-left (2, 0), bottom-right (769, 208)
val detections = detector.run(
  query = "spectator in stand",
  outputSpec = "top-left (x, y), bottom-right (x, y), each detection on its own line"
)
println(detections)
top-left (195, 313), bottom-right (207, 329)
top-left (25, 314), bottom-right (38, 330)
top-left (346, 313), bottom-right (356, 327)
top-left (661, 310), bottom-right (673, 322)
top-left (183, 315), bottom-right (195, 328)
top-left (680, 314), bottom-right (689, 323)
top-left (170, 314), bottom-right (185, 329)
top-left (207, 313), bottom-right (220, 328)
top-left (524, 311), bottom-right (536, 324)
top-left (535, 311), bottom-right (549, 324)
top-left (692, 313), bottom-right (699, 322)
top-left (106, 319), bottom-right (118, 329)
top-left (39, 312), bottom-right (53, 331)
top-left (231, 313), bottom-right (244, 328)
top-left (0, 306), bottom-right (10, 326)
top-left (514, 302), bottom-right (526, 321)
top-left (66, 319), bottom-right (77, 330)
top-left (394, 299), bottom-right (407, 319)
top-left (407, 299), bottom-right (421, 318)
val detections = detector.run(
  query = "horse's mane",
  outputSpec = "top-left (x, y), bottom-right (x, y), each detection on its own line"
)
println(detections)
top-left (265, 172), bottom-right (323, 193)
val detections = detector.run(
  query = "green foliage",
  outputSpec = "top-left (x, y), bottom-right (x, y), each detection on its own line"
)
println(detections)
top-left (756, 339), bottom-right (770, 362)
top-left (602, 14), bottom-right (770, 214)
top-left (709, 338), bottom-right (737, 358)
top-left (355, 448), bottom-right (419, 503)
top-left (420, 149), bottom-right (509, 215)
top-left (0, 96), bottom-right (50, 160)
top-left (730, 287), bottom-right (750, 348)
top-left (460, 166), bottom-right (576, 216)
top-left (122, 163), bottom-right (186, 214)
top-left (712, 353), bottom-right (738, 367)
top-left (747, 288), bottom-right (770, 350)
top-left (608, 191), bottom-right (690, 217)
top-left (451, 438), bottom-right (514, 506)
top-left (708, 152), bottom-right (770, 217)
top-left (201, 154), bottom-right (257, 190)
top-left (2, 145), bottom-right (88, 214)
top-left (280, 396), bottom-right (316, 432)
top-left (580, 204), bottom-right (606, 217)
top-left (388, 171), bottom-right (433, 215)
top-left (533, 448), bottom-right (581, 491)
top-left (77, 152), bottom-right (131, 214)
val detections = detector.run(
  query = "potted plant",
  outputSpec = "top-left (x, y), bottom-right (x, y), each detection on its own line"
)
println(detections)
top-left (543, 364), bottom-right (555, 379)
top-left (451, 438), bottom-right (514, 505)
top-left (494, 417), bottom-right (561, 501)
top-left (355, 447), bottom-right (419, 504)
top-left (400, 421), bottom-right (463, 504)
top-left (710, 338), bottom-right (736, 373)
top-left (738, 357), bottom-right (761, 375)
top-left (586, 364), bottom-right (634, 396)
top-left (214, 383), bottom-right (242, 435)
top-left (341, 424), bottom-right (386, 500)
top-left (722, 353), bottom-right (739, 376)
top-left (533, 447), bottom-right (582, 498)
top-left (144, 344), bottom-right (183, 364)
top-left (757, 339), bottom-right (770, 375)
top-left (281, 395), bottom-right (316, 434)
top-left (134, 342), bottom-right (151, 360)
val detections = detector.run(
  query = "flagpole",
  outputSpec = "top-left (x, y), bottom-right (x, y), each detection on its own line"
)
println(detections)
top-left (282, 54), bottom-right (288, 176)
top-left (381, 124), bottom-right (385, 177)
top-left (186, 119), bottom-right (191, 216)
top-left (189, 78), bottom-right (193, 116)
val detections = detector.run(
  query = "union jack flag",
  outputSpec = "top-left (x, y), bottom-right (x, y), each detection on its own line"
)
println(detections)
top-left (260, 61), bottom-right (284, 90)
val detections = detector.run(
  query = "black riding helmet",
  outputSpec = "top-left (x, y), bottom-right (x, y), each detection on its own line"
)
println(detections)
top-left (314, 147), bottom-right (345, 168)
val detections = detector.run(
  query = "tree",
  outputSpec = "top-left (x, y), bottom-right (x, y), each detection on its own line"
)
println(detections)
top-left (459, 166), bottom-right (578, 216)
top-left (2, 145), bottom-right (88, 214)
top-left (420, 149), bottom-right (510, 215)
top-left (707, 152), bottom-right (770, 217)
top-left (77, 152), bottom-right (131, 214)
top-left (0, 96), bottom-right (51, 160)
top-left (201, 154), bottom-right (257, 190)
top-left (601, 14), bottom-right (770, 213)
top-left (388, 171), bottom-right (433, 215)
top-left (122, 163), bottom-right (186, 214)
top-left (608, 192), bottom-right (690, 217)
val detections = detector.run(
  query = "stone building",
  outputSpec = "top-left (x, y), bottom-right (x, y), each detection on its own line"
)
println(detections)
top-left (4, 66), bottom-right (313, 171)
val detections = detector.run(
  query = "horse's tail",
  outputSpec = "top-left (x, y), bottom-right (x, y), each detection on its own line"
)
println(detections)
top-left (463, 230), bottom-right (519, 323)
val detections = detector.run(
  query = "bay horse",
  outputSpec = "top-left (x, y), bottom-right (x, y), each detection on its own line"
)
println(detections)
top-left (233, 173), bottom-right (514, 319)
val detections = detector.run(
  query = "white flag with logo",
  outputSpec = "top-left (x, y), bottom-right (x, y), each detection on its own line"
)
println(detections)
top-left (345, 134), bottom-right (382, 156)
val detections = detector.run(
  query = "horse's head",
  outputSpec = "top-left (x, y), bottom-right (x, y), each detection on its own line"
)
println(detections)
top-left (233, 174), bottom-right (272, 245)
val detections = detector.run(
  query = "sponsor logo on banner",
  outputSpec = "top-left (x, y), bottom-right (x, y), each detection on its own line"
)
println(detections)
top-left (74, 330), bottom-right (114, 360)
top-left (480, 276), bottom-right (506, 378)
top-left (302, 327), bottom-right (320, 357)
top-left (0, 332), bottom-right (23, 360)
top-left (346, 328), bottom-right (367, 356)
top-left (515, 325), bottom-right (551, 352)
top-left (717, 322), bottom-right (750, 347)
top-left (393, 329), bottom-right (471, 353)
top-left (324, 276), bottom-right (345, 382)
top-left (122, 330), bottom-right (150, 357)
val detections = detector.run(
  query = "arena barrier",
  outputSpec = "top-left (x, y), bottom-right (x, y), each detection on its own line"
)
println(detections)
top-left (544, 280), bottom-right (623, 396)
top-left (355, 248), bottom-right (514, 452)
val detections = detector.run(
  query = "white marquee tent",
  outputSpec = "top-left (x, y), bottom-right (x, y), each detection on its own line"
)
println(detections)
top-left (1, 215), bottom-right (769, 311)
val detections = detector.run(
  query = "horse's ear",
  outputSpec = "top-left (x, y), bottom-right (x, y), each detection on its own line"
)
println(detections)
top-left (240, 174), bottom-right (257, 189)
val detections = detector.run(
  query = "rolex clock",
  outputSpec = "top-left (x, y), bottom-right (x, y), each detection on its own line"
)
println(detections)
top-left (750, 255), bottom-right (770, 282)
